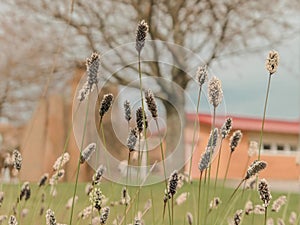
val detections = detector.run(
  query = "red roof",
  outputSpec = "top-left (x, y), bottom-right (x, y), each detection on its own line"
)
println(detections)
top-left (186, 113), bottom-right (300, 134)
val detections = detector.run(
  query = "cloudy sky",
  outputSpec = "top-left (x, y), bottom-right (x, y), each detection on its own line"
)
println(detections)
top-left (186, 35), bottom-right (300, 121)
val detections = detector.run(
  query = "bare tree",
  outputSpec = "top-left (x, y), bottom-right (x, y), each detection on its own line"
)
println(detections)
top-left (1, 0), bottom-right (299, 168)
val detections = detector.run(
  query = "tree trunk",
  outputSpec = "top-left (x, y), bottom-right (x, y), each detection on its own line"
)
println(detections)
top-left (162, 88), bottom-right (186, 175)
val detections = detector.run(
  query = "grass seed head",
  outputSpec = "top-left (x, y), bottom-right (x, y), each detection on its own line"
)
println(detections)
top-left (80, 143), bottom-right (96, 164)
top-left (45, 209), bottom-right (56, 225)
top-left (266, 50), bottom-right (279, 75)
top-left (229, 130), bottom-right (243, 153)
top-left (271, 195), bottom-right (286, 212)
top-left (196, 65), bottom-right (208, 87)
top-left (145, 89), bottom-right (158, 118)
top-left (12, 150), bottom-right (22, 171)
top-left (221, 118), bottom-right (232, 139)
top-left (135, 20), bottom-right (149, 53)
top-left (208, 76), bottom-right (223, 108)
top-left (258, 179), bottom-right (272, 208)
top-left (123, 100), bottom-right (132, 122)
top-left (127, 127), bottom-right (138, 152)
top-left (245, 160), bottom-right (267, 180)
top-left (99, 94), bottom-right (114, 118)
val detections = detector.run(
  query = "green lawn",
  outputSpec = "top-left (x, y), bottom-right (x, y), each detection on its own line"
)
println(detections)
top-left (0, 180), bottom-right (299, 224)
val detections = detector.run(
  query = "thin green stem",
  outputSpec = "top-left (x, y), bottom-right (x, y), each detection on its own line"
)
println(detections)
top-left (118, 162), bottom-right (157, 225)
top-left (204, 106), bottom-right (216, 224)
top-left (197, 172), bottom-right (203, 225)
top-left (222, 152), bottom-right (232, 192)
top-left (155, 120), bottom-right (172, 225)
top-left (124, 152), bottom-right (131, 225)
top-left (188, 87), bottom-right (202, 183)
top-left (213, 139), bottom-right (224, 196)
top-left (171, 196), bottom-right (174, 225)
top-left (258, 74), bottom-right (272, 160)
top-left (69, 95), bottom-right (90, 225)
top-left (264, 207), bottom-right (267, 225)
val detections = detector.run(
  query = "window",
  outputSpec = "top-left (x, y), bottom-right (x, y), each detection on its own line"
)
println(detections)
top-left (261, 142), bottom-right (298, 155)
top-left (276, 144), bottom-right (284, 151)
top-left (290, 145), bottom-right (298, 152)
top-left (263, 143), bottom-right (271, 151)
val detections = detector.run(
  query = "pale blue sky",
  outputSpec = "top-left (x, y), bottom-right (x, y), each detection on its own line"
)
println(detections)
top-left (186, 36), bottom-right (300, 121)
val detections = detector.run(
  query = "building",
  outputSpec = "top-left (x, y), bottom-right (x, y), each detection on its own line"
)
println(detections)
top-left (186, 113), bottom-right (300, 180)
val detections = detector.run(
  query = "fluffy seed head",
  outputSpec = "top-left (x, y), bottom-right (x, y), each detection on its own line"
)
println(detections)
top-left (198, 150), bottom-right (211, 172)
top-left (53, 153), bottom-right (70, 171)
top-left (20, 182), bottom-right (31, 201)
top-left (209, 197), bottom-right (221, 210)
top-left (244, 201), bottom-right (253, 215)
top-left (258, 179), bottom-right (272, 207)
top-left (198, 128), bottom-right (218, 172)
top-left (266, 50), bottom-right (279, 75)
top-left (86, 52), bottom-right (100, 88)
top-left (289, 211), bottom-right (297, 225)
top-left (45, 209), bottom-right (56, 225)
top-left (92, 165), bottom-right (106, 186)
top-left (100, 207), bottom-right (110, 224)
top-left (196, 65), bottom-right (208, 86)
top-left (245, 160), bottom-right (267, 180)
top-left (78, 52), bottom-right (100, 102)
top-left (186, 212), bottom-right (193, 225)
top-left (38, 173), bottom-right (49, 187)
top-left (78, 205), bottom-right (92, 219)
top-left (49, 169), bottom-right (65, 185)
top-left (65, 196), bottom-right (78, 210)
top-left (168, 170), bottom-right (179, 196)
top-left (277, 218), bottom-right (285, 225)
top-left (271, 195), bottom-right (286, 212)
top-left (80, 143), bottom-right (96, 164)
top-left (229, 130), bottom-right (243, 152)
top-left (208, 76), bottom-right (223, 108)
top-left (12, 150), bottom-right (22, 171)
top-left (99, 94), bottom-right (114, 118)
top-left (253, 205), bottom-right (265, 214)
top-left (127, 128), bottom-right (138, 151)
top-left (123, 100), bottom-right (132, 122)
top-left (0, 191), bottom-right (4, 207)
top-left (175, 192), bottom-right (189, 205)
top-left (134, 218), bottom-right (142, 225)
top-left (145, 89), bottom-right (158, 118)
top-left (8, 215), bottom-right (17, 225)
top-left (233, 209), bottom-right (243, 225)
top-left (0, 215), bottom-right (7, 223)
top-left (221, 118), bottom-right (232, 139)
top-left (89, 188), bottom-right (105, 211)
top-left (136, 107), bottom-right (148, 133)
top-left (266, 218), bottom-right (274, 225)
top-left (135, 20), bottom-right (148, 53)
top-left (207, 128), bottom-right (219, 151)
top-left (120, 187), bottom-right (130, 205)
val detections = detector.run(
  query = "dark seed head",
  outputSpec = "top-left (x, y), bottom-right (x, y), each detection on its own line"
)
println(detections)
top-left (99, 94), bottom-right (114, 118)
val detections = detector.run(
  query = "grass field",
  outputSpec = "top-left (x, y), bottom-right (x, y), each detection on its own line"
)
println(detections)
top-left (0, 180), bottom-right (299, 224)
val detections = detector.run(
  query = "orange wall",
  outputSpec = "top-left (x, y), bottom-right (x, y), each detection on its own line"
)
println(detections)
top-left (186, 122), bottom-right (300, 180)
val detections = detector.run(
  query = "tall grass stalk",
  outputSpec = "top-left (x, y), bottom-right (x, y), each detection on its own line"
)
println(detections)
top-left (222, 151), bottom-right (233, 192)
top-left (213, 139), bottom-right (223, 195)
top-left (188, 86), bottom-right (202, 183)
top-left (155, 120), bottom-right (172, 225)
top-left (258, 74), bottom-right (272, 160)
top-left (69, 94), bottom-right (91, 225)
top-left (203, 107), bottom-right (216, 225)
top-left (264, 207), bottom-right (267, 225)
top-left (118, 162), bottom-right (157, 225)
top-left (196, 171), bottom-right (203, 225)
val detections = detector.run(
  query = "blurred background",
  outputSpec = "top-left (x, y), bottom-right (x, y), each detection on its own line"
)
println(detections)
top-left (0, 0), bottom-right (299, 187)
